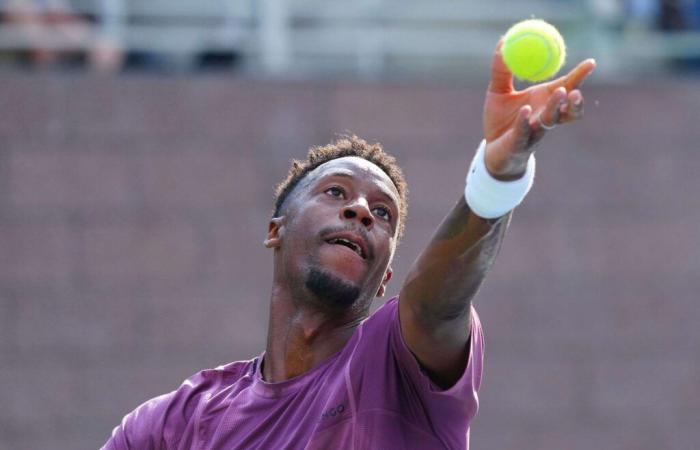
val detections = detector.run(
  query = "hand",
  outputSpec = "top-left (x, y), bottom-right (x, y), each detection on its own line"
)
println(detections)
top-left (482, 39), bottom-right (596, 180)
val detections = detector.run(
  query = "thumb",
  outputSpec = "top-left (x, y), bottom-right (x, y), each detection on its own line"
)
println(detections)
top-left (485, 105), bottom-right (533, 178)
top-left (488, 39), bottom-right (514, 95)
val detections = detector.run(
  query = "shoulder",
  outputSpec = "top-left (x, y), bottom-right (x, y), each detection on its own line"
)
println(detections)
top-left (166, 359), bottom-right (256, 425)
top-left (350, 297), bottom-right (484, 445)
top-left (362, 295), bottom-right (485, 399)
top-left (103, 359), bottom-right (255, 450)
top-left (360, 296), bottom-right (400, 333)
top-left (170, 360), bottom-right (253, 412)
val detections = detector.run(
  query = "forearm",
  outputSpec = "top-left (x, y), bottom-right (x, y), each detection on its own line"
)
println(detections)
top-left (400, 195), bottom-right (511, 327)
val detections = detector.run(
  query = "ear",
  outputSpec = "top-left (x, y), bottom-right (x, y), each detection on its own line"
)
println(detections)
top-left (263, 217), bottom-right (285, 249)
top-left (376, 268), bottom-right (393, 297)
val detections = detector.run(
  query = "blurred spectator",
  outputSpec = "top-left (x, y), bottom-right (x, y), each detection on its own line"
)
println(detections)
top-left (622, 0), bottom-right (700, 30)
top-left (625, 0), bottom-right (661, 27)
top-left (88, 0), bottom-right (125, 72)
top-left (657, 0), bottom-right (700, 71)
top-left (0, 0), bottom-right (124, 72)
top-left (659, 0), bottom-right (700, 30)
top-left (659, 0), bottom-right (686, 30)
top-left (619, 0), bottom-right (700, 71)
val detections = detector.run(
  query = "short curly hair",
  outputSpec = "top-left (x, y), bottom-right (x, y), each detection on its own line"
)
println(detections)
top-left (273, 134), bottom-right (408, 238)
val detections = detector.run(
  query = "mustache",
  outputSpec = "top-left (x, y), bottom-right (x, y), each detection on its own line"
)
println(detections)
top-left (319, 225), bottom-right (373, 259)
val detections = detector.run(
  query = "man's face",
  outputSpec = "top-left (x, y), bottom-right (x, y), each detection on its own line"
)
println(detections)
top-left (271, 156), bottom-right (401, 311)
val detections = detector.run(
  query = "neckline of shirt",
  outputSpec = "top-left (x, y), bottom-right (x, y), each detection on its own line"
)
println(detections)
top-left (250, 334), bottom-right (357, 399)
top-left (249, 297), bottom-right (398, 399)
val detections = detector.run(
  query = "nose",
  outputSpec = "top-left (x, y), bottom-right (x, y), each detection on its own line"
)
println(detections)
top-left (342, 198), bottom-right (373, 229)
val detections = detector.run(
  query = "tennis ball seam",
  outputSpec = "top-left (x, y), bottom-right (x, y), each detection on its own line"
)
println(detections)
top-left (506, 32), bottom-right (555, 80)
top-left (502, 19), bottom-right (566, 82)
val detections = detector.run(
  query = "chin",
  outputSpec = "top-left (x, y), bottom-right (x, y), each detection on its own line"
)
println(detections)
top-left (305, 267), bottom-right (362, 310)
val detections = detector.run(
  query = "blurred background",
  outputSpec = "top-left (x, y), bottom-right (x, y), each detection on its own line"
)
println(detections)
top-left (0, 0), bottom-right (698, 449)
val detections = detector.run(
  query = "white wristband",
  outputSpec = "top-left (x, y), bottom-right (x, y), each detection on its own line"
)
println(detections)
top-left (464, 140), bottom-right (535, 219)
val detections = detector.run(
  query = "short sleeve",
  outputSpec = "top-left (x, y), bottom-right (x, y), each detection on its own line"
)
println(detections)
top-left (389, 298), bottom-right (484, 439)
top-left (101, 369), bottom-right (222, 450)
top-left (102, 392), bottom-right (174, 450)
top-left (392, 301), bottom-right (484, 399)
top-left (349, 297), bottom-right (484, 448)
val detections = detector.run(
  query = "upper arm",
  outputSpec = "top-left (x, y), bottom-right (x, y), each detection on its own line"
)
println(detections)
top-left (398, 298), bottom-right (472, 389)
top-left (398, 198), bottom-right (510, 388)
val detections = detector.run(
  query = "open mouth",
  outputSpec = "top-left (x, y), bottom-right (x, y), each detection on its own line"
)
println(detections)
top-left (325, 237), bottom-right (366, 259)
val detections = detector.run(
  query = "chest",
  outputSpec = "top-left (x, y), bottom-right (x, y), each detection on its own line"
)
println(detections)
top-left (191, 376), bottom-right (350, 450)
top-left (180, 376), bottom-right (442, 450)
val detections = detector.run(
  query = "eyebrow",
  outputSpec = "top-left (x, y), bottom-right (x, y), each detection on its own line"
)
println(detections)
top-left (322, 171), bottom-right (399, 209)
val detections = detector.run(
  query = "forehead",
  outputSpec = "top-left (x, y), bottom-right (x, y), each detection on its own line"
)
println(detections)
top-left (306, 156), bottom-right (399, 198)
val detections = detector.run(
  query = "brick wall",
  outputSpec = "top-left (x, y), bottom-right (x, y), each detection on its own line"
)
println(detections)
top-left (0, 74), bottom-right (698, 449)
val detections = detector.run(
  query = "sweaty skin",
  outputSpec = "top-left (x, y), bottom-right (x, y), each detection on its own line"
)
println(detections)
top-left (263, 40), bottom-right (596, 388)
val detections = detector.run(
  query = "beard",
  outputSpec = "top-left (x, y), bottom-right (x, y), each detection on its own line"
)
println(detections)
top-left (305, 267), bottom-right (361, 310)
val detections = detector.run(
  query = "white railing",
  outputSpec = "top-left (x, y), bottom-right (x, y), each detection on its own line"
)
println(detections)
top-left (0, 0), bottom-right (698, 78)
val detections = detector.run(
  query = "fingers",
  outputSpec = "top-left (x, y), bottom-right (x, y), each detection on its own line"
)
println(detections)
top-left (553, 58), bottom-right (596, 92)
top-left (484, 105), bottom-right (534, 177)
top-left (488, 39), bottom-right (514, 94)
top-left (533, 87), bottom-right (567, 132)
top-left (491, 105), bottom-right (534, 153)
top-left (501, 105), bottom-right (537, 154)
top-left (559, 89), bottom-right (584, 123)
top-left (524, 88), bottom-right (585, 146)
top-left (514, 105), bottom-right (533, 149)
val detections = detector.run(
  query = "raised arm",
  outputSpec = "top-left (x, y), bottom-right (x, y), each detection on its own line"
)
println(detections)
top-left (398, 40), bottom-right (596, 389)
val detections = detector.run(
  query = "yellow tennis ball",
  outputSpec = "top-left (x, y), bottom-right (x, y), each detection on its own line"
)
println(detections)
top-left (502, 19), bottom-right (566, 82)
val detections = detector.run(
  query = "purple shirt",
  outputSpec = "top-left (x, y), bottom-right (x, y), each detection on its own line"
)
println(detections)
top-left (103, 296), bottom-right (484, 449)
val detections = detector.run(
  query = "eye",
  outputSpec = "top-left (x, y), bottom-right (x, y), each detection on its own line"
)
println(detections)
top-left (373, 206), bottom-right (391, 221)
top-left (325, 186), bottom-right (345, 198)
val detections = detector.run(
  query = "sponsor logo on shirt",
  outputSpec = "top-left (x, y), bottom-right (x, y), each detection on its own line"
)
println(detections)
top-left (320, 403), bottom-right (346, 421)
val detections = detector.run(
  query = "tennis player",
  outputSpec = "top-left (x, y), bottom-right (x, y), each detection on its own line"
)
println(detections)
top-left (103, 42), bottom-right (595, 449)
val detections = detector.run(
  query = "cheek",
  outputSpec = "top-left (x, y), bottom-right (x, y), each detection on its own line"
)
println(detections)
top-left (373, 235), bottom-right (395, 266)
top-left (284, 225), bottom-right (314, 256)
top-left (282, 212), bottom-right (324, 257)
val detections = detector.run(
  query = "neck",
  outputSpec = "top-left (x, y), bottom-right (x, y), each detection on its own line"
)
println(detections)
top-left (262, 283), bottom-right (366, 383)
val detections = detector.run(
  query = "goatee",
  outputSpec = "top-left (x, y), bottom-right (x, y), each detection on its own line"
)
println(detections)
top-left (305, 267), bottom-right (361, 309)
